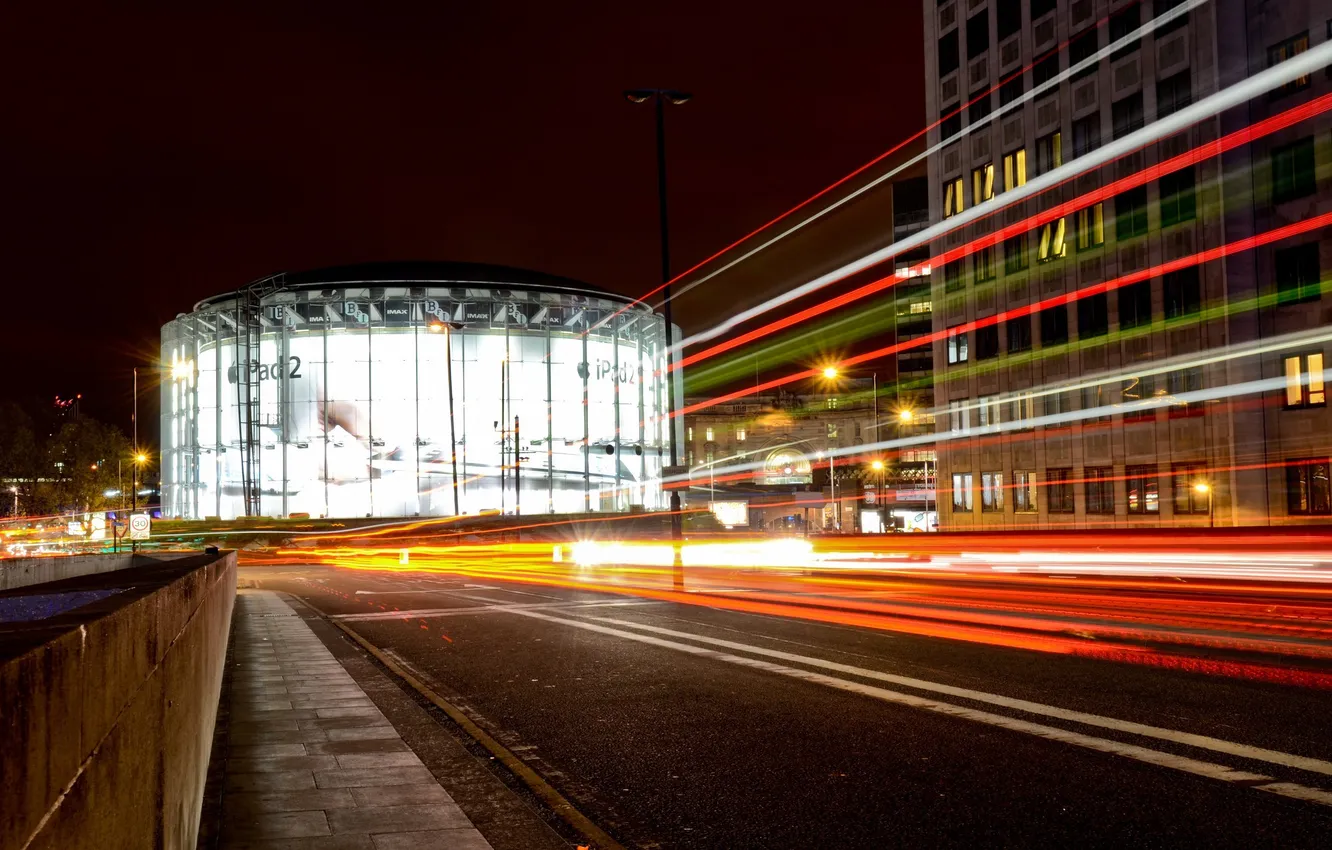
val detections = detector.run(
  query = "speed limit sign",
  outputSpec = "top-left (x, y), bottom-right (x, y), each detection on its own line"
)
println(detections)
top-left (129, 513), bottom-right (151, 540)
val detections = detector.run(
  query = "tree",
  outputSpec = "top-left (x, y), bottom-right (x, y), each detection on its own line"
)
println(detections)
top-left (0, 402), bottom-right (41, 516)
top-left (47, 417), bottom-right (133, 516)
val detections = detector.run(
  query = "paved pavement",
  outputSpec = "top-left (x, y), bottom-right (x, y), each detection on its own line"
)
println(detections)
top-left (215, 590), bottom-right (495, 849)
top-left (242, 564), bottom-right (1332, 849)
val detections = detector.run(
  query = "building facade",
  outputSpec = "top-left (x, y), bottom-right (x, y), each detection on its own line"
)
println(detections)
top-left (923, 0), bottom-right (1331, 528)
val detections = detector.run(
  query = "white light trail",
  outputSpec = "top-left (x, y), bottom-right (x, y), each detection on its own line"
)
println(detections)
top-left (674, 33), bottom-right (1332, 352)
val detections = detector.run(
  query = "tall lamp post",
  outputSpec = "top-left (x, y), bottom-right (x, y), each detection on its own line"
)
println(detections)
top-left (625, 87), bottom-right (691, 579)
top-left (429, 321), bottom-right (465, 517)
top-left (131, 452), bottom-right (146, 552)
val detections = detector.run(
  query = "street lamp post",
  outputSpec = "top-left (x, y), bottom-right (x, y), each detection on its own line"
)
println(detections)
top-left (1195, 481), bottom-right (1214, 528)
top-left (131, 452), bottom-right (146, 553)
top-left (429, 321), bottom-right (465, 517)
top-left (626, 87), bottom-right (691, 582)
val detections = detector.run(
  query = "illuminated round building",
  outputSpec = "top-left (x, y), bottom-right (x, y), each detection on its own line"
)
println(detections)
top-left (160, 262), bottom-right (677, 520)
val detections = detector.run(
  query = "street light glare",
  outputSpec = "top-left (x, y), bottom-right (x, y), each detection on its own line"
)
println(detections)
top-left (170, 359), bottom-right (193, 381)
top-left (822, 366), bottom-right (839, 380)
top-left (1194, 482), bottom-right (1211, 494)
top-left (871, 460), bottom-right (885, 471)
top-left (135, 454), bottom-right (147, 464)
top-left (899, 409), bottom-right (914, 423)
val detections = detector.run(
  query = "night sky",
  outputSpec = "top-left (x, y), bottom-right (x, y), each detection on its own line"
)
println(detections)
top-left (2, 3), bottom-right (923, 432)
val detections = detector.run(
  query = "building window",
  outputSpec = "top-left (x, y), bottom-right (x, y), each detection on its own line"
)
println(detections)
top-left (981, 471), bottom-right (1005, 512)
top-left (1268, 32), bottom-right (1310, 98)
top-left (1126, 465), bottom-right (1160, 514)
top-left (1030, 0), bottom-right (1056, 20)
top-left (1275, 243), bottom-right (1320, 304)
top-left (1163, 267), bottom-right (1201, 318)
top-left (1272, 138), bottom-right (1316, 204)
top-left (1009, 393), bottom-right (1037, 428)
top-left (826, 422), bottom-right (838, 439)
top-left (978, 395), bottom-right (1001, 428)
top-left (973, 162), bottom-right (995, 204)
top-left (1085, 467), bottom-right (1115, 515)
top-left (952, 473), bottom-right (975, 512)
top-left (944, 259), bottom-right (965, 292)
top-left (1112, 93), bottom-right (1145, 140)
top-left (1076, 203), bottom-right (1104, 249)
top-left (1116, 186), bottom-right (1149, 240)
top-left (1156, 70), bottom-right (1193, 119)
top-left (687, 427), bottom-right (694, 442)
top-left (947, 327), bottom-right (969, 364)
top-left (1118, 279), bottom-right (1152, 329)
top-left (996, 0), bottom-right (1021, 41)
top-left (1081, 382), bottom-right (1113, 422)
top-left (1036, 218), bottom-right (1067, 262)
top-left (944, 176), bottom-right (965, 217)
top-left (826, 398), bottom-right (838, 410)
top-left (974, 244), bottom-right (997, 282)
top-left (1172, 464), bottom-right (1210, 514)
top-left (1121, 374), bottom-right (1158, 422)
top-left (1004, 233), bottom-right (1029, 274)
top-left (1013, 470), bottom-right (1037, 512)
top-left (1069, 28), bottom-right (1099, 81)
top-left (939, 30), bottom-right (960, 77)
top-left (1035, 131), bottom-right (1062, 176)
top-left (948, 399), bottom-right (971, 433)
top-left (967, 10), bottom-right (990, 58)
top-left (1159, 167), bottom-right (1196, 227)
top-left (1042, 391), bottom-right (1072, 418)
top-left (1108, 5), bottom-right (1141, 60)
top-left (1155, 0), bottom-right (1189, 35)
top-left (736, 427), bottom-right (746, 442)
top-left (705, 449), bottom-right (715, 465)
top-left (1072, 114), bottom-right (1101, 159)
top-left (1000, 75), bottom-right (1024, 107)
top-left (1078, 292), bottom-right (1109, 338)
top-left (975, 324), bottom-right (1000, 360)
top-left (940, 107), bottom-right (962, 142)
top-left (1040, 305), bottom-right (1069, 346)
top-left (1284, 352), bottom-right (1326, 408)
top-left (1007, 315), bottom-right (1032, 353)
top-left (968, 92), bottom-right (993, 124)
top-left (1032, 53), bottom-right (1060, 89)
top-left (1166, 367), bottom-right (1203, 416)
top-left (1047, 468), bottom-right (1075, 513)
top-left (705, 427), bottom-right (714, 442)
top-left (1287, 459), bottom-right (1332, 515)
top-left (1003, 148), bottom-right (1027, 192)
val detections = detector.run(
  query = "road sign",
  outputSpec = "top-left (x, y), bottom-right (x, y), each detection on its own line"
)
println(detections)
top-left (129, 513), bottom-right (151, 540)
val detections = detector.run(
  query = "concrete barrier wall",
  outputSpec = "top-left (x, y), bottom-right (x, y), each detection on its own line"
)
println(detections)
top-left (0, 551), bottom-right (192, 593)
top-left (0, 550), bottom-right (237, 850)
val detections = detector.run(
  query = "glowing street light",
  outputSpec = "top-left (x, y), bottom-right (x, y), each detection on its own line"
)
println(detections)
top-left (1194, 481), bottom-right (1214, 528)
top-left (870, 459), bottom-right (885, 471)
top-left (822, 366), bottom-right (839, 380)
top-left (898, 408), bottom-right (915, 424)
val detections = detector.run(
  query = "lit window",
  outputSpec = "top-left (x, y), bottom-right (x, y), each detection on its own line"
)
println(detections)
top-left (827, 398), bottom-right (838, 409)
top-left (1076, 204), bottom-right (1104, 249)
top-left (1268, 32), bottom-right (1310, 97)
top-left (952, 473), bottom-right (975, 511)
top-left (1035, 131), bottom-right (1061, 176)
top-left (736, 427), bottom-right (746, 442)
top-left (1037, 218), bottom-right (1067, 262)
top-left (947, 327), bottom-right (969, 364)
top-left (1003, 148), bottom-right (1027, 191)
top-left (687, 427), bottom-right (694, 442)
top-left (944, 177), bottom-right (965, 218)
top-left (1284, 353), bottom-right (1326, 408)
top-left (972, 163), bottom-right (995, 204)
top-left (1013, 470), bottom-right (1037, 512)
top-left (981, 472), bottom-right (1005, 512)
top-left (948, 399), bottom-right (972, 433)
top-left (978, 395), bottom-right (1001, 427)
top-left (826, 422), bottom-right (838, 438)
top-left (1172, 463), bottom-right (1210, 514)
top-left (705, 427), bottom-right (714, 442)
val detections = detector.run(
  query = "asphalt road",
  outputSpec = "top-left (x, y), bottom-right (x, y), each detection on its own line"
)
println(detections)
top-left (244, 562), bottom-right (1332, 848)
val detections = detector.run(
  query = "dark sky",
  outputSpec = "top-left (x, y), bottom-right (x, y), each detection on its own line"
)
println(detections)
top-left (1, 2), bottom-right (923, 430)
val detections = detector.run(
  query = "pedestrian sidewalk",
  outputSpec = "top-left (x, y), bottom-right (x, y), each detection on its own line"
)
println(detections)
top-left (216, 589), bottom-right (493, 849)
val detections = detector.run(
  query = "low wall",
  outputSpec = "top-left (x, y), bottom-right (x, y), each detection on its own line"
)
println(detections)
top-left (0, 551), bottom-right (192, 593)
top-left (0, 550), bottom-right (237, 850)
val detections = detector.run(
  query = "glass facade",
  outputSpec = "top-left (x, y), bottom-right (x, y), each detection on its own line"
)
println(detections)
top-left (161, 281), bottom-right (675, 519)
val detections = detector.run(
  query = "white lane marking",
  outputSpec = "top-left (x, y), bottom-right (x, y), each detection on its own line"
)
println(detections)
top-left (334, 599), bottom-right (659, 622)
top-left (583, 615), bottom-right (1332, 780)
top-left (355, 589), bottom-right (469, 595)
top-left (498, 609), bottom-right (1332, 807)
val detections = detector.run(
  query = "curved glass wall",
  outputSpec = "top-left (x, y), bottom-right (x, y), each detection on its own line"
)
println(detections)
top-left (160, 284), bottom-right (674, 519)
